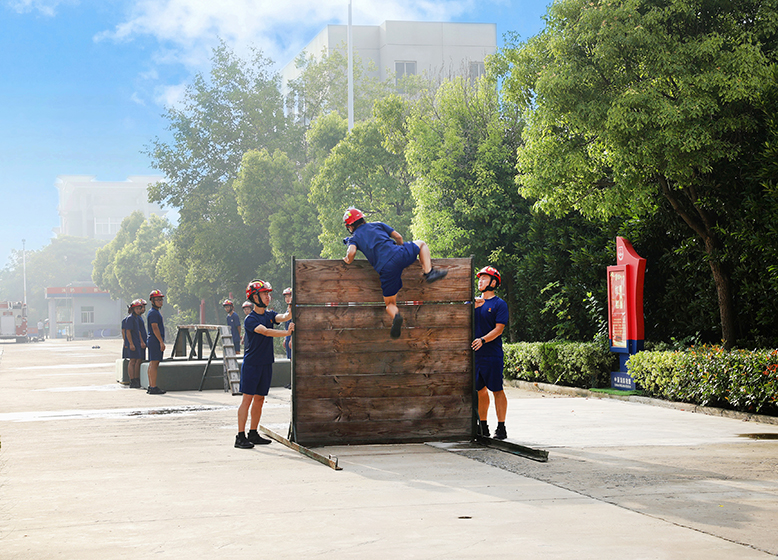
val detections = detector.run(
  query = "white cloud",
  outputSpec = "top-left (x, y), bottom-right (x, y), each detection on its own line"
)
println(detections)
top-left (153, 82), bottom-right (188, 110)
top-left (95, 0), bottom-right (476, 72)
top-left (130, 92), bottom-right (146, 106)
top-left (7, 0), bottom-right (78, 16)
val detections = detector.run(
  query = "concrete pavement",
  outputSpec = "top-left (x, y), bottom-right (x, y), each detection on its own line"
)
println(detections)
top-left (1, 338), bottom-right (777, 559)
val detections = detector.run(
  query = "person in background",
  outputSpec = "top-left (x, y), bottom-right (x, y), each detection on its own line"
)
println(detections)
top-left (127, 299), bottom-right (147, 389)
top-left (282, 288), bottom-right (293, 360)
top-left (223, 299), bottom-right (242, 354)
top-left (146, 290), bottom-right (167, 395)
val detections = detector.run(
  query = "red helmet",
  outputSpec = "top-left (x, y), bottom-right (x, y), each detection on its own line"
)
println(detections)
top-left (130, 299), bottom-right (144, 309)
top-left (246, 280), bottom-right (272, 301)
top-left (282, 287), bottom-right (292, 296)
top-left (149, 289), bottom-right (164, 299)
top-left (476, 266), bottom-right (501, 288)
top-left (139, 298), bottom-right (147, 306)
top-left (222, 299), bottom-right (234, 307)
top-left (343, 207), bottom-right (364, 226)
top-left (241, 301), bottom-right (253, 309)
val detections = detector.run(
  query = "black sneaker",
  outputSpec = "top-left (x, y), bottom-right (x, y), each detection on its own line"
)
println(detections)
top-left (424, 267), bottom-right (448, 283)
top-left (390, 313), bottom-right (403, 339)
top-left (479, 421), bottom-right (490, 438)
top-left (146, 386), bottom-right (166, 395)
top-left (494, 424), bottom-right (507, 440)
top-left (247, 430), bottom-right (271, 445)
top-left (235, 433), bottom-right (254, 449)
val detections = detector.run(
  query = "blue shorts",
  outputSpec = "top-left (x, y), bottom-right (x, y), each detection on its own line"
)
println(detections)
top-left (475, 357), bottom-right (505, 392)
top-left (147, 341), bottom-right (164, 362)
top-left (379, 242), bottom-right (421, 297)
top-left (128, 346), bottom-right (146, 360)
top-left (240, 363), bottom-right (273, 396)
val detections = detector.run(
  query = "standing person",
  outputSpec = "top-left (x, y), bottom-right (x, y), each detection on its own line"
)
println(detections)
top-left (281, 288), bottom-right (293, 360)
top-left (235, 280), bottom-right (293, 449)
top-left (121, 304), bottom-right (132, 360)
top-left (471, 266), bottom-right (509, 440)
top-left (127, 299), bottom-right (147, 389)
top-left (37, 319), bottom-right (44, 341)
top-left (223, 299), bottom-right (242, 354)
top-left (241, 301), bottom-right (252, 353)
top-left (342, 207), bottom-right (447, 338)
top-left (146, 290), bottom-right (167, 395)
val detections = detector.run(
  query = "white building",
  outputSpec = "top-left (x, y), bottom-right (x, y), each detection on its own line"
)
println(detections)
top-left (281, 20), bottom-right (497, 95)
top-left (54, 175), bottom-right (167, 241)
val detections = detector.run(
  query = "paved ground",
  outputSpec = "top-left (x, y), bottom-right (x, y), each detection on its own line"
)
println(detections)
top-left (1, 338), bottom-right (777, 559)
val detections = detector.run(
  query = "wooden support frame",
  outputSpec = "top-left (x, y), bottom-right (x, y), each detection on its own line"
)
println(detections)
top-left (170, 324), bottom-right (240, 394)
top-left (290, 257), bottom-right (475, 447)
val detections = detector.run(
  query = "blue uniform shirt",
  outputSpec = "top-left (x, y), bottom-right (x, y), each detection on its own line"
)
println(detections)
top-left (244, 310), bottom-right (278, 366)
top-left (226, 311), bottom-right (241, 349)
top-left (347, 222), bottom-right (398, 273)
top-left (474, 296), bottom-right (509, 359)
top-left (147, 307), bottom-right (165, 345)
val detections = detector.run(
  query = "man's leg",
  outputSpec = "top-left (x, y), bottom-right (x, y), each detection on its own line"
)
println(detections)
top-left (494, 390), bottom-right (508, 423)
top-left (477, 387), bottom-right (491, 437)
top-left (385, 295), bottom-right (404, 338)
top-left (414, 240), bottom-right (432, 274)
top-left (235, 394), bottom-right (255, 448)
top-left (148, 361), bottom-right (158, 387)
top-left (249, 395), bottom-right (265, 430)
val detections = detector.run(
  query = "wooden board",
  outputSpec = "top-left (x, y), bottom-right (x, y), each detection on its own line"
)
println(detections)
top-left (291, 257), bottom-right (475, 447)
top-left (295, 258), bottom-right (472, 304)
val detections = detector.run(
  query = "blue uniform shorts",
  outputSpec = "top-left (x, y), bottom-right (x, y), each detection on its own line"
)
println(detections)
top-left (240, 363), bottom-right (273, 396)
top-left (379, 242), bottom-right (421, 297)
top-left (147, 341), bottom-right (164, 362)
top-left (475, 357), bottom-right (505, 392)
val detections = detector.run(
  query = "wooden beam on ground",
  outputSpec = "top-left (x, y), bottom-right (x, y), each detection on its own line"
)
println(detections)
top-left (476, 435), bottom-right (550, 463)
top-left (259, 424), bottom-right (342, 471)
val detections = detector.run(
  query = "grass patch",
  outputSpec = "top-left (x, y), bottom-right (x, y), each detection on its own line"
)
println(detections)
top-left (589, 388), bottom-right (646, 397)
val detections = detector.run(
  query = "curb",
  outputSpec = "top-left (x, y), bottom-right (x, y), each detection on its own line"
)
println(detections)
top-left (508, 379), bottom-right (778, 426)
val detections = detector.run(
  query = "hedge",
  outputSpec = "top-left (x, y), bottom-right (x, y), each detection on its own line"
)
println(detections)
top-left (503, 341), bottom-right (616, 389)
top-left (627, 346), bottom-right (778, 415)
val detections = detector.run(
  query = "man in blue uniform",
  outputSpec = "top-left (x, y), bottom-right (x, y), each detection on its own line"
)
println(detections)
top-left (471, 266), bottom-right (509, 440)
top-left (235, 280), bottom-right (294, 449)
top-left (342, 207), bottom-right (447, 339)
top-left (146, 290), bottom-right (167, 395)
top-left (127, 299), bottom-right (147, 389)
top-left (223, 299), bottom-right (242, 354)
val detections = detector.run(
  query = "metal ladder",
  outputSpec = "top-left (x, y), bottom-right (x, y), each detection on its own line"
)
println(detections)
top-left (216, 325), bottom-right (241, 395)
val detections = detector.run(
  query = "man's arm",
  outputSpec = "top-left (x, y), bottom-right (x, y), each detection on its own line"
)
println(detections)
top-left (390, 230), bottom-right (403, 245)
top-left (152, 322), bottom-right (166, 351)
top-left (471, 323), bottom-right (505, 351)
top-left (255, 322), bottom-right (295, 337)
top-left (343, 243), bottom-right (357, 264)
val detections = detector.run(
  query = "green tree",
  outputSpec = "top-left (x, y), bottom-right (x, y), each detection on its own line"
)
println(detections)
top-left (310, 117), bottom-right (414, 258)
top-left (92, 212), bottom-right (171, 304)
top-left (498, 0), bottom-right (778, 348)
top-left (0, 236), bottom-right (105, 323)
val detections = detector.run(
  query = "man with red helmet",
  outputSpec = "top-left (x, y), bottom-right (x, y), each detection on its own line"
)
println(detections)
top-left (281, 288), bottom-right (293, 360)
top-left (472, 266), bottom-right (509, 440)
top-left (126, 299), bottom-right (147, 389)
top-left (234, 280), bottom-right (294, 449)
top-left (223, 299), bottom-right (242, 354)
top-left (145, 289), bottom-right (166, 395)
top-left (342, 207), bottom-right (447, 338)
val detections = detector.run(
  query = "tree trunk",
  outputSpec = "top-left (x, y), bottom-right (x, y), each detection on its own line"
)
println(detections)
top-left (659, 177), bottom-right (737, 349)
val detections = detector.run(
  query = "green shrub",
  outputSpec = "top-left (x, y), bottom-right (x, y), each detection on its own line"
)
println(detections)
top-left (627, 346), bottom-right (778, 414)
top-left (504, 341), bottom-right (616, 388)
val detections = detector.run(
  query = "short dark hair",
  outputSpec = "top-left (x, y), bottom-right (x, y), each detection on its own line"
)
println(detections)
top-left (352, 217), bottom-right (366, 228)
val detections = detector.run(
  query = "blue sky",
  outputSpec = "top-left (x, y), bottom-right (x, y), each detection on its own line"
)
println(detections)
top-left (0, 0), bottom-right (551, 269)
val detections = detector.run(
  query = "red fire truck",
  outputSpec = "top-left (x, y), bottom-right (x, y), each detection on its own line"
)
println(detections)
top-left (0, 301), bottom-right (28, 343)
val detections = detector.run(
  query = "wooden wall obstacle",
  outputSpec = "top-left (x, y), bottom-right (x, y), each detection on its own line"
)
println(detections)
top-left (290, 257), bottom-right (475, 447)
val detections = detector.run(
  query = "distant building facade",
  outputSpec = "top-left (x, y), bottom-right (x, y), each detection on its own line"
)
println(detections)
top-left (45, 284), bottom-right (123, 339)
top-left (281, 20), bottom-right (497, 101)
top-left (54, 175), bottom-right (167, 241)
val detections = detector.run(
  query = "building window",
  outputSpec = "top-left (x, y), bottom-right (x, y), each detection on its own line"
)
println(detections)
top-left (81, 306), bottom-right (95, 324)
top-left (395, 61), bottom-right (417, 84)
top-left (469, 61), bottom-right (486, 82)
top-left (94, 218), bottom-right (122, 236)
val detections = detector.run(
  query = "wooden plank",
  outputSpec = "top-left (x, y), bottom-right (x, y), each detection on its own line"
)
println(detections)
top-left (294, 304), bottom-right (470, 331)
top-left (295, 259), bottom-right (472, 304)
top-left (295, 417), bottom-right (473, 447)
top-left (258, 424), bottom-right (342, 470)
top-left (294, 372), bottom-right (472, 399)
top-left (295, 326), bottom-right (471, 354)
top-left (293, 349), bottom-right (472, 376)
top-left (294, 395), bottom-right (471, 423)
